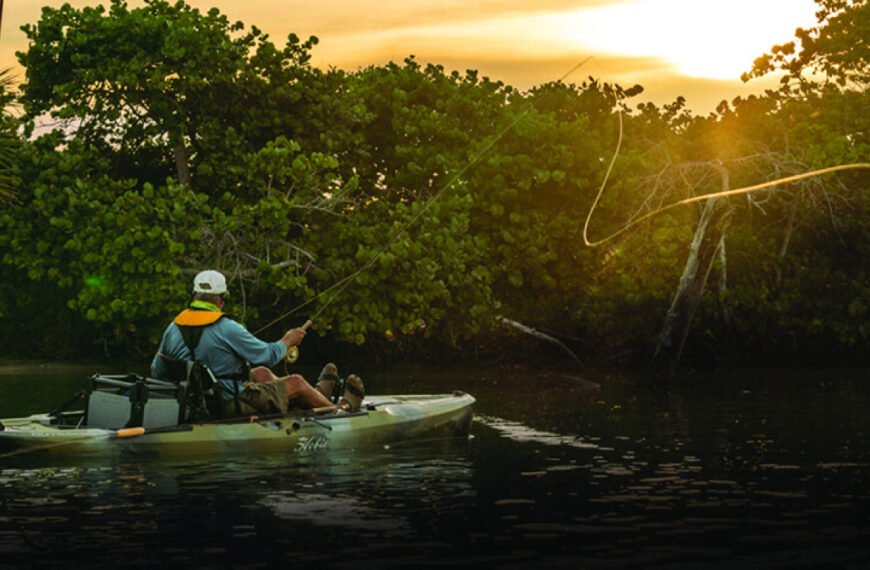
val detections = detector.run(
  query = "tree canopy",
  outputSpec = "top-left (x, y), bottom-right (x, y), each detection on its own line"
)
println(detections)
top-left (1, 0), bottom-right (868, 368)
top-left (744, 0), bottom-right (869, 89)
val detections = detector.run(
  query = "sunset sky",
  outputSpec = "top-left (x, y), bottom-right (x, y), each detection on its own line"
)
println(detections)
top-left (1, 0), bottom-right (820, 113)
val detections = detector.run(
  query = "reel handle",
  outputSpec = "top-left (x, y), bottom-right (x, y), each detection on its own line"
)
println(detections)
top-left (285, 320), bottom-right (313, 363)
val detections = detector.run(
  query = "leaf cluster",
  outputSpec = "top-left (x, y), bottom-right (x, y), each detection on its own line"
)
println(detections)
top-left (1, 0), bottom-right (868, 366)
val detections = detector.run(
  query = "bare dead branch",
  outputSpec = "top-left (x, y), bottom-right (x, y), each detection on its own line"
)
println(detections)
top-left (496, 316), bottom-right (585, 369)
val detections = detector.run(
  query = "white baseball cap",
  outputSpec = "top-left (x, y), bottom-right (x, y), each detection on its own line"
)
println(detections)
top-left (193, 270), bottom-right (228, 295)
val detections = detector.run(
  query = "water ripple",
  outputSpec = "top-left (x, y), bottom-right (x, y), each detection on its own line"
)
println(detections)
top-left (476, 415), bottom-right (599, 450)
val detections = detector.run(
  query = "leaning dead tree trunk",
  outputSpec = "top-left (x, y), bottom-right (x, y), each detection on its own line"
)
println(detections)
top-left (652, 165), bottom-right (734, 381)
top-left (496, 316), bottom-right (585, 369)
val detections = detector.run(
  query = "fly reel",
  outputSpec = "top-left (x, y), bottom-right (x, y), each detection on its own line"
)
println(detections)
top-left (285, 320), bottom-right (313, 363)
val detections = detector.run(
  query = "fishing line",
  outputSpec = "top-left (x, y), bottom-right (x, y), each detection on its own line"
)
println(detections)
top-left (254, 56), bottom-right (595, 335)
top-left (583, 162), bottom-right (870, 247)
top-left (575, 49), bottom-right (870, 246)
top-left (578, 86), bottom-right (870, 248)
top-left (255, 56), bottom-right (868, 336)
top-left (582, 95), bottom-right (623, 248)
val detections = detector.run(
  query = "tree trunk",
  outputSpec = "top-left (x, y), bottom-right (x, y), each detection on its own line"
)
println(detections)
top-left (652, 167), bottom-right (733, 382)
top-left (774, 198), bottom-right (798, 289)
top-left (716, 235), bottom-right (732, 328)
top-left (496, 316), bottom-right (585, 369)
top-left (173, 143), bottom-right (191, 186)
top-left (170, 122), bottom-right (191, 186)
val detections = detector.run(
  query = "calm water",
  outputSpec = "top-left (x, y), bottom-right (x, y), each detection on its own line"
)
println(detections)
top-left (2, 362), bottom-right (870, 568)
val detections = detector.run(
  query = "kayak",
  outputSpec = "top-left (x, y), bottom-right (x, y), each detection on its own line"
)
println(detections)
top-left (0, 393), bottom-right (475, 456)
top-left (0, 376), bottom-right (475, 456)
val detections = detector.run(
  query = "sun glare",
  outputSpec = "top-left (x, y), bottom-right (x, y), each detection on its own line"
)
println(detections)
top-left (548, 0), bottom-right (818, 80)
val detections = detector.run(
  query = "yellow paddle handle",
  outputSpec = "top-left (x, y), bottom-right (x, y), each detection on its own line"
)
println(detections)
top-left (115, 427), bottom-right (146, 438)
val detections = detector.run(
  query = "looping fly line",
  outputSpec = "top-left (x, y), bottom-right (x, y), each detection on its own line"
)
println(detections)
top-left (583, 160), bottom-right (870, 248)
top-left (255, 54), bottom-right (868, 333)
top-left (580, 93), bottom-right (870, 248)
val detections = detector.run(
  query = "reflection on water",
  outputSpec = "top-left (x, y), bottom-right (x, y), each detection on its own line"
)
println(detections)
top-left (1, 363), bottom-right (870, 566)
top-left (263, 492), bottom-right (411, 532)
top-left (0, 445), bottom-right (477, 567)
top-left (478, 414), bottom-right (600, 450)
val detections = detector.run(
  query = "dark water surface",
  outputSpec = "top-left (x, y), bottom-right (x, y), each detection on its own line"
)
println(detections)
top-left (2, 362), bottom-right (870, 568)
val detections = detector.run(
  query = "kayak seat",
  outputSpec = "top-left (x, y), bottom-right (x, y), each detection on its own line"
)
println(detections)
top-left (84, 374), bottom-right (181, 430)
top-left (86, 391), bottom-right (135, 429)
top-left (155, 354), bottom-right (227, 421)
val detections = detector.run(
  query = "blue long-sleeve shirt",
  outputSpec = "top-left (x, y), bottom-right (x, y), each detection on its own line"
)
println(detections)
top-left (150, 316), bottom-right (287, 400)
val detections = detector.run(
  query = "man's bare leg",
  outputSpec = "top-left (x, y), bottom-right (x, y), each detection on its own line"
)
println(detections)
top-left (249, 366), bottom-right (278, 383)
top-left (281, 374), bottom-right (334, 409)
top-left (249, 366), bottom-right (335, 409)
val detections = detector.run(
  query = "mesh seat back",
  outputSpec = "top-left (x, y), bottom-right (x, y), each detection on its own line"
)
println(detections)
top-left (142, 396), bottom-right (181, 428)
top-left (85, 391), bottom-right (133, 429)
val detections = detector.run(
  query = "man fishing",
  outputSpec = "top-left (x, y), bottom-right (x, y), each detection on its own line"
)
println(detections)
top-left (150, 270), bottom-right (365, 417)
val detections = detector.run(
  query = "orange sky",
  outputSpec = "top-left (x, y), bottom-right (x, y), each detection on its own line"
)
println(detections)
top-left (1, 0), bottom-right (820, 113)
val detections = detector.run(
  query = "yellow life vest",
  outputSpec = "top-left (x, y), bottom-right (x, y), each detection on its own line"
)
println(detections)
top-left (173, 309), bottom-right (225, 327)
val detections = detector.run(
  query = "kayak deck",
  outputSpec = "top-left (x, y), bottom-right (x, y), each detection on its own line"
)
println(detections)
top-left (0, 393), bottom-right (475, 456)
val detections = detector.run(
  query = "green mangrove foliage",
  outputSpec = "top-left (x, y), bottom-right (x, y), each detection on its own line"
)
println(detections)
top-left (0, 0), bottom-right (867, 365)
